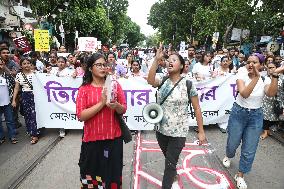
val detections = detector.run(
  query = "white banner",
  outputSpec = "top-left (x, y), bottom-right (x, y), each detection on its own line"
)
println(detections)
top-left (33, 74), bottom-right (83, 129)
top-left (33, 74), bottom-right (238, 130)
top-left (188, 75), bottom-right (236, 126)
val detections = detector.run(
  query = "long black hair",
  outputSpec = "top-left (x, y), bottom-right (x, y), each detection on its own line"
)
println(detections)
top-left (81, 53), bottom-right (105, 86)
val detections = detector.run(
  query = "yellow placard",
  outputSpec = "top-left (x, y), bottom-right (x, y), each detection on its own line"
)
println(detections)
top-left (34, 29), bottom-right (50, 52)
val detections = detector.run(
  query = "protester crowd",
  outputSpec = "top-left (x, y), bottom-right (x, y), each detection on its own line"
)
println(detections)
top-left (0, 39), bottom-right (284, 189)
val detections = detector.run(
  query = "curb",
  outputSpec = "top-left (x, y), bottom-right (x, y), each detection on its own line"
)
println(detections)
top-left (4, 136), bottom-right (61, 189)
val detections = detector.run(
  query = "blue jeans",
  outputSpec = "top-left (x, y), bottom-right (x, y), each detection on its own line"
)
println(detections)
top-left (0, 104), bottom-right (16, 140)
top-left (226, 103), bottom-right (263, 174)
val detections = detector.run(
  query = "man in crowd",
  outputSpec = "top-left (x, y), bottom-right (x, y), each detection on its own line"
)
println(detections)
top-left (0, 46), bottom-right (22, 129)
top-left (187, 45), bottom-right (197, 72)
top-left (30, 51), bottom-right (45, 72)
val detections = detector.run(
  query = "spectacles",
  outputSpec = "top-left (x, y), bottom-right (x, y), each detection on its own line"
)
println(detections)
top-left (92, 63), bottom-right (107, 68)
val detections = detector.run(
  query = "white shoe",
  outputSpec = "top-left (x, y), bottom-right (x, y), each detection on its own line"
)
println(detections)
top-left (234, 175), bottom-right (247, 189)
top-left (171, 180), bottom-right (180, 189)
top-left (59, 129), bottom-right (65, 138)
top-left (171, 175), bottom-right (180, 189)
top-left (222, 156), bottom-right (231, 168)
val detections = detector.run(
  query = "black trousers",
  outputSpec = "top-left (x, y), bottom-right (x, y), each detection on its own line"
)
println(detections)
top-left (156, 132), bottom-right (186, 189)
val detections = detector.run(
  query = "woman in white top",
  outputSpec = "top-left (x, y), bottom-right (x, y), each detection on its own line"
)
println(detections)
top-left (212, 56), bottom-right (231, 77)
top-left (47, 56), bottom-right (74, 77)
top-left (222, 53), bottom-right (282, 189)
top-left (47, 56), bottom-right (74, 138)
top-left (192, 52), bottom-right (213, 81)
top-left (181, 59), bottom-right (193, 80)
top-left (12, 58), bottom-right (39, 144)
top-left (126, 60), bottom-right (146, 79)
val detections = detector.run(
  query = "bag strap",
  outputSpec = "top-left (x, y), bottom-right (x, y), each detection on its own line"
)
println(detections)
top-left (160, 77), bottom-right (184, 105)
top-left (21, 72), bottom-right (33, 90)
top-left (158, 75), bottom-right (169, 90)
top-left (186, 80), bottom-right (194, 119)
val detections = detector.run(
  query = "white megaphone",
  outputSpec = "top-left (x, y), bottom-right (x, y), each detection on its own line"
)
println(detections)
top-left (142, 103), bottom-right (164, 124)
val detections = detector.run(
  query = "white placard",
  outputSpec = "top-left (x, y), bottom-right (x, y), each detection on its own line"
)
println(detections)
top-left (180, 41), bottom-right (186, 51)
top-left (231, 28), bottom-right (242, 41)
top-left (260, 36), bottom-right (272, 43)
top-left (57, 53), bottom-right (70, 58)
top-left (267, 41), bottom-right (279, 52)
top-left (78, 37), bottom-right (97, 52)
top-left (97, 41), bottom-right (101, 49)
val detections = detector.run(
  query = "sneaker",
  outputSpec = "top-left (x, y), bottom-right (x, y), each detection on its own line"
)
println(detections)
top-left (222, 156), bottom-right (231, 168)
top-left (171, 175), bottom-right (180, 189)
top-left (219, 128), bottom-right (227, 133)
top-left (59, 129), bottom-right (65, 138)
top-left (171, 181), bottom-right (179, 189)
top-left (234, 175), bottom-right (247, 189)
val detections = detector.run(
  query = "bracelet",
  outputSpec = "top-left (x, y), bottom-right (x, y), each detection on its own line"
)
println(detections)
top-left (272, 74), bottom-right (279, 78)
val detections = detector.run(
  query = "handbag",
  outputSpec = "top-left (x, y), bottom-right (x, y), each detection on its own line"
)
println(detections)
top-left (115, 113), bottom-right (132, 144)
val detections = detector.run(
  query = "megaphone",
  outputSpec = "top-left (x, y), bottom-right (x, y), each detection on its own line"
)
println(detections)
top-left (142, 103), bottom-right (164, 124)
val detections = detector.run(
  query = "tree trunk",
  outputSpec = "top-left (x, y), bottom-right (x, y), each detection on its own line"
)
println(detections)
top-left (223, 14), bottom-right (237, 48)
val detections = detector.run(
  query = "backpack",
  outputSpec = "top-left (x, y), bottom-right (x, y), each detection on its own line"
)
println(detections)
top-left (158, 76), bottom-right (194, 119)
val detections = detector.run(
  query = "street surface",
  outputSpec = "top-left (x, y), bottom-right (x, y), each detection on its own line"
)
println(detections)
top-left (0, 124), bottom-right (283, 189)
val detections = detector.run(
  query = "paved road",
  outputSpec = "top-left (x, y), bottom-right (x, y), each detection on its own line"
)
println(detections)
top-left (6, 127), bottom-right (284, 189)
top-left (4, 126), bottom-right (282, 189)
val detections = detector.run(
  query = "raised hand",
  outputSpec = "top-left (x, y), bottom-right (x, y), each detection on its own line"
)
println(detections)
top-left (155, 42), bottom-right (164, 61)
top-left (252, 63), bottom-right (260, 78)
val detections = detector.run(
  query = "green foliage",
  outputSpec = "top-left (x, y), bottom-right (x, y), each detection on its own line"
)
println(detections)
top-left (147, 0), bottom-right (284, 48)
top-left (145, 32), bottom-right (161, 48)
top-left (28, 0), bottom-right (145, 47)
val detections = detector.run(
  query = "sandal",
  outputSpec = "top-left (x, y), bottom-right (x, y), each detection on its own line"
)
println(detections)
top-left (31, 137), bottom-right (39, 144)
top-left (11, 138), bottom-right (18, 144)
top-left (260, 132), bottom-right (269, 140)
top-left (0, 137), bottom-right (5, 144)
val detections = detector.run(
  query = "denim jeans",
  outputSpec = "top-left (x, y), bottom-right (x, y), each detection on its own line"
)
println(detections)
top-left (0, 104), bottom-right (16, 140)
top-left (226, 103), bottom-right (263, 174)
top-left (156, 132), bottom-right (186, 189)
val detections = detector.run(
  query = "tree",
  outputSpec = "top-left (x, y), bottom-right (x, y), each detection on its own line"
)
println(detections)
top-left (145, 32), bottom-right (161, 48)
top-left (28, 0), bottom-right (145, 48)
top-left (123, 16), bottom-right (145, 48)
top-left (147, 0), bottom-right (284, 48)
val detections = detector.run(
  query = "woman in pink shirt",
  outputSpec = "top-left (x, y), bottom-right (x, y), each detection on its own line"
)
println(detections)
top-left (76, 53), bottom-right (127, 189)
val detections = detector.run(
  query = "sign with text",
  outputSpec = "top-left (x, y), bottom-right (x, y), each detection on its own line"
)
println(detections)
top-left (33, 74), bottom-right (238, 130)
top-left (78, 37), bottom-right (97, 52)
top-left (13, 36), bottom-right (32, 53)
top-left (34, 29), bottom-right (50, 52)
